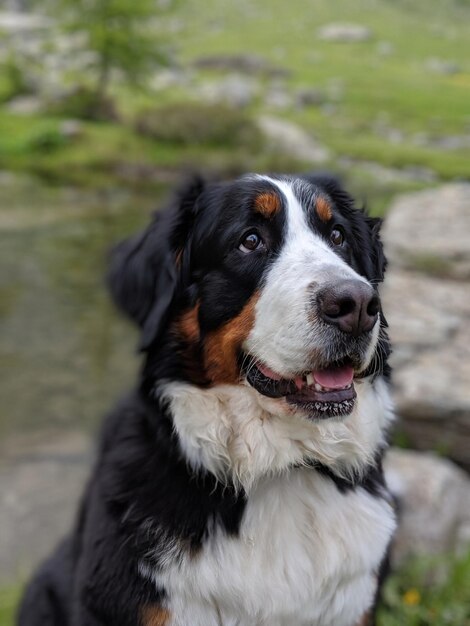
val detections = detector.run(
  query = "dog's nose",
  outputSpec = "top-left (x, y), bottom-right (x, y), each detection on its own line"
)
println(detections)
top-left (317, 279), bottom-right (380, 336)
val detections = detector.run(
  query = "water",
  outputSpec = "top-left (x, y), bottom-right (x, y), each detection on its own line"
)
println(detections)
top-left (0, 175), bottom-right (162, 442)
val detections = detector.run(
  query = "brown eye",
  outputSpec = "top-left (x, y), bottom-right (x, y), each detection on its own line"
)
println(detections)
top-left (330, 228), bottom-right (344, 246)
top-left (239, 231), bottom-right (263, 253)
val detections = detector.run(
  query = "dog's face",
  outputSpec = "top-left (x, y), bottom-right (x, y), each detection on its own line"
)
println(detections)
top-left (109, 174), bottom-right (391, 482)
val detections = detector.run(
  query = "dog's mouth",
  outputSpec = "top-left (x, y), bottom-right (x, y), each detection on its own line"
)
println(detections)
top-left (245, 357), bottom-right (357, 420)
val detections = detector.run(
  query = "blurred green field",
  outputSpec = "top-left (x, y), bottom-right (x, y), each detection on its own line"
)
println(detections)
top-left (0, 0), bottom-right (469, 207)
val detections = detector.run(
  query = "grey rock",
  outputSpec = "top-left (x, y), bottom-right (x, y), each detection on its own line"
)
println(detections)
top-left (318, 23), bottom-right (372, 43)
top-left (0, 11), bottom-right (52, 33)
top-left (382, 184), bottom-right (470, 468)
top-left (193, 54), bottom-right (290, 78)
top-left (0, 432), bottom-right (92, 583)
top-left (257, 115), bottom-right (330, 164)
top-left (264, 86), bottom-right (293, 110)
top-left (59, 119), bottom-right (84, 140)
top-left (384, 449), bottom-right (470, 565)
top-left (383, 184), bottom-right (470, 280)
top-left (6, 95), bottom-right (42, 114)
top-left (198, 74), bottom-right (258, 108)
top-left (425, 57), bottom-right (461, 75)
top-left (295, 88), bottom-right (326, 108)
top-left (150, 68), bottom-right (193, 91)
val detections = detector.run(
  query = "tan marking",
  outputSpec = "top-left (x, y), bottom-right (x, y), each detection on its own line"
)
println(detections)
top-left (173, 303), bottom-right (207, 385)
top-left (175, 303), bottom-right (200, 344)
top-left (141, 605), bottom-right (171, 626)
top-left (175, 248), bottom-right (183, 268)
top-left (316, 196), bottom-right (332, 222)
top-left (356, 612), bottom-right (372, 626)
top-left (254, 192), bottom-right (281, 218)
top-left (203, 293), bottom-right (259, 384)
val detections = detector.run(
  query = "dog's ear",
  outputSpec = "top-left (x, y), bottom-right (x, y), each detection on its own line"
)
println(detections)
top-left (108, 176), bottom-right (205, 350)
top-left (365, 216), bottom-right (387, 283)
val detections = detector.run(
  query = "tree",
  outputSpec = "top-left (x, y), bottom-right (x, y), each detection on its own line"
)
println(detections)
top-left (58, 0), bottom-right (171, 116)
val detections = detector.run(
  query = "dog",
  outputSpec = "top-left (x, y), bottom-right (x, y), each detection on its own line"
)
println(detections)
top-left (18, 173), bottom-right (396, 626)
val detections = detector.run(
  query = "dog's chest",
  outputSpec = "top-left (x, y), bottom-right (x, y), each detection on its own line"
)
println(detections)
top-left (149, 470), bottom-right (395, 626)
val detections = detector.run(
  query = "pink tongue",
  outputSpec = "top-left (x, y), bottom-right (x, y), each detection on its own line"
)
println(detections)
top-left (313, 364), bottom-right (354, 389)
top-left (257, 362), bottom-right (283, 380)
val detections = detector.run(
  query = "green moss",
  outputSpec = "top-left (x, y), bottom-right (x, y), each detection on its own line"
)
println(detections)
top-left (0, 584), bottom-right (22, 626)
top-left (409, 253), bottom-right (455, 278)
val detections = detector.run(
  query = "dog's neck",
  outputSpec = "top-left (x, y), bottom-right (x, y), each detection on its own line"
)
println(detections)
top-left (158, 376), bottom-right (393, 493)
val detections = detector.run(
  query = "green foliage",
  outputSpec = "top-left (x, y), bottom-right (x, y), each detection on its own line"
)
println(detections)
top-left (378, 551), bottom-right (470, 626)
top-left (47, 87), bottom-right (119, 121)
top-left (27, 128), bottom-right (68, 153)
top-left (0, 584), bottom-right (22, 626)
top-left (0, 56), bottom-right (32, 104)
top-left (55, 0), bottom-right (171, 101)
top-left (135, 102), bottom-right (263, 148)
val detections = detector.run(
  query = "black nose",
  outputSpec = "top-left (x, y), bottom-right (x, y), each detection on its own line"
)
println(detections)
top-left (317, 279), bottom-right (380, 336)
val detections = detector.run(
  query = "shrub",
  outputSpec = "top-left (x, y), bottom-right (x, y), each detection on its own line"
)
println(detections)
top-left (135, 102), bottom-right (263, 149)
top-left (27, 128), bottom-right (67, 153)
top-left (47, 87), bottom-right (119, 122)
top-left (0, 57), bottom-right (33, 104)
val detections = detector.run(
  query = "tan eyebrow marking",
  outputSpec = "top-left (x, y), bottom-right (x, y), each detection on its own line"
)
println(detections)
top-left (254, 192), bottom-right (281, 218)
top-left (315, 197), bottom-right (333, 222)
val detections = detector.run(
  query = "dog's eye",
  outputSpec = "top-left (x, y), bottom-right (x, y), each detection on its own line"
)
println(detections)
top-left (330, 228), bottom-right (345, 247)
top-left (239, 231), bottom-right (263, 253)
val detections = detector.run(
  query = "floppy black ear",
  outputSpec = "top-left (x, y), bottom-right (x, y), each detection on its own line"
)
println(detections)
top-left (365, 216), bottom-right (387, 283)
top-left (108, 176), bottom-right (205, 350)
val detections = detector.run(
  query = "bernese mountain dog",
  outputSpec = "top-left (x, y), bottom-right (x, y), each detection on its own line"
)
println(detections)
top-left (18, 173), bottom-right (396, 626)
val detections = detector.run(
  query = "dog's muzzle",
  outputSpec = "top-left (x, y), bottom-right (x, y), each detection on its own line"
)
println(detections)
top-left (244, 278), bottom-right (380, 420)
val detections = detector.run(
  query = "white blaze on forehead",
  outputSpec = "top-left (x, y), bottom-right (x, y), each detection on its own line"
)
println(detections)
top-left (244, 176), bottom-right (374, 376)
top-left (267, 176), bottom-right (331, 253)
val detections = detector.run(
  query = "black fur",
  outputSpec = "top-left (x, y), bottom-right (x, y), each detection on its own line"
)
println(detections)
top-left (18, 173), bottom-right (392, 626)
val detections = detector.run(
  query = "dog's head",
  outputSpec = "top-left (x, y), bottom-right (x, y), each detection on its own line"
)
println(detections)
top-left (109, 174), bottom-right (392, 483)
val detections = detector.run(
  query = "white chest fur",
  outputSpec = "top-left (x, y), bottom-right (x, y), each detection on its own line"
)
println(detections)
top-left (142, 469), bottom-right (395, 626)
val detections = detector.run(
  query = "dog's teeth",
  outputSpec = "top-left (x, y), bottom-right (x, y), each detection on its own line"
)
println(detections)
top-left (314, 382), bottom-right (322, 392)
top-left (306, 373), bottom-right (314, 386)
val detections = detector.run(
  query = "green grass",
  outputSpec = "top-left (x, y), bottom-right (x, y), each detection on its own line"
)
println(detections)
top-left (0, 584), bottom-right (22, 626)
top-left (0, 0), bottom-right (468, 196)
top-left (171, 0), bottom-right (470, 178)
top-left (378, 551), bottom-right (470, 626)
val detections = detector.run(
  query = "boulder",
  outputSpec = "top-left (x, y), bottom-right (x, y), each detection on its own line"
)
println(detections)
top-left (0, 432), bottom-right (91, 584)
top-left (425, 57), bottom-right (461, 75)
top-left (385, 449), bottom-right (470, 565)
top-left (382, 184), bottom-right (470, 468)
top-left (257, 115), bottom-right (330, 164)
top-left (318, 23), bottom-right (372, 43)
top-left (383, 183), bottom-right (470, 280)
top-left (295, 88), bottom-right (326, 108)
top-left (198, 74), bottom-right (258, 108)
top-left (0, 11), bottom-right (52, 33)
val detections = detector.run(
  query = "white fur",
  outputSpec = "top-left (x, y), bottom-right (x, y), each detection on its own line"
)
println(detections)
top-left (244, 176), bottom-right (376, 377)
top-left (161, 375), bottom-right (393, 492)
top-left (144, 176), bottom-right (396, 625)
top-left (141, 465), bottom-right (396, 626)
